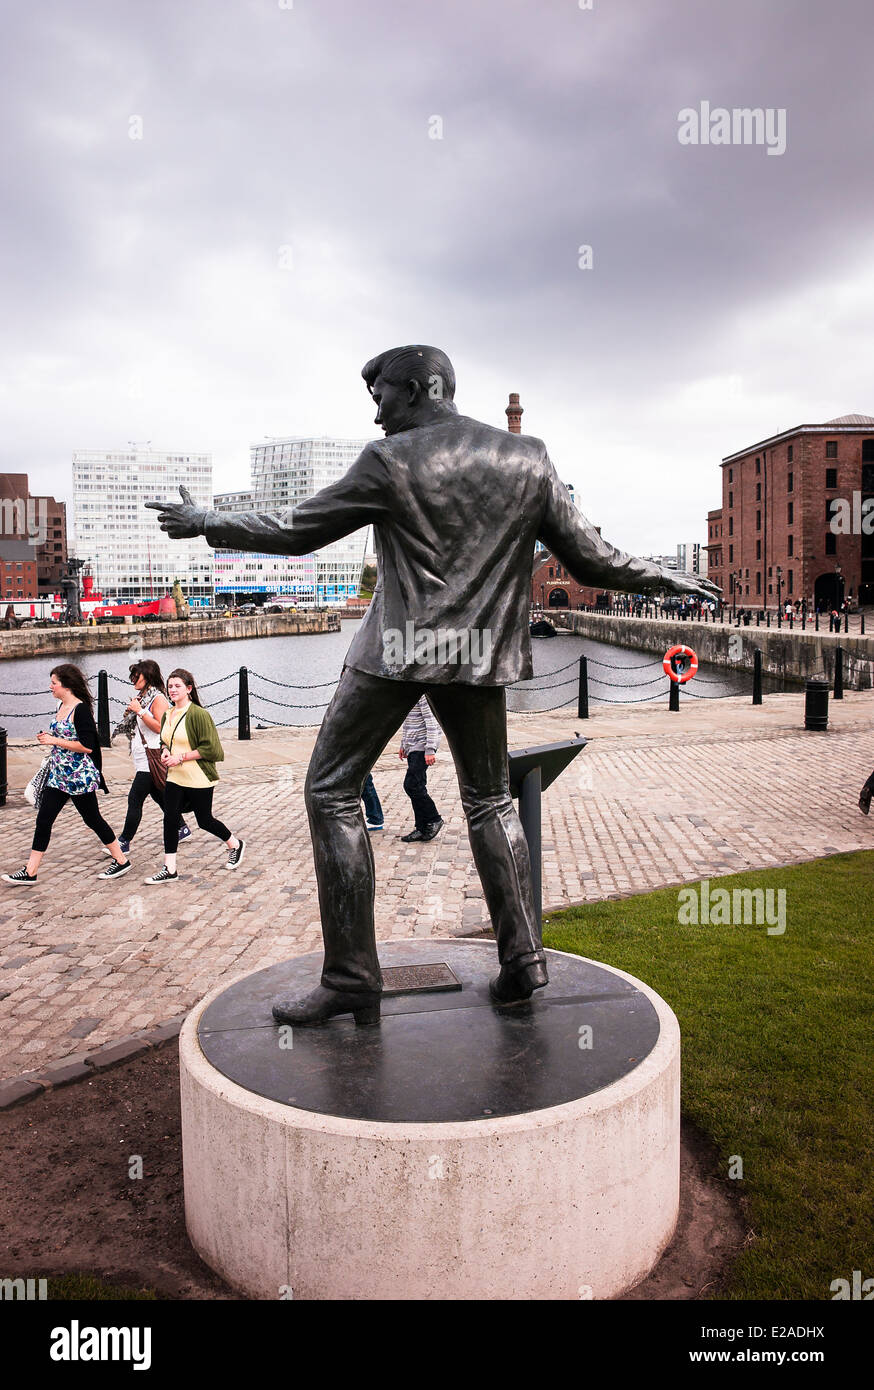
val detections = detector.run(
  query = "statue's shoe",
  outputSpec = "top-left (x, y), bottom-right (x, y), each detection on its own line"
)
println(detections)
top-left (271, 984), bottom-right (381, 1027)
top-left (489, 958), bottom-right (549, 1005)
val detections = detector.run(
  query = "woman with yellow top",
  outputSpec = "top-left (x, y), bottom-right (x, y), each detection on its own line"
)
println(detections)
top-left (144, 668), bottom-right (245, 884)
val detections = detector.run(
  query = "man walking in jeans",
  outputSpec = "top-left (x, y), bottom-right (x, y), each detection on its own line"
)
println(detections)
top-left (399, 696), bottom-right (443, 842)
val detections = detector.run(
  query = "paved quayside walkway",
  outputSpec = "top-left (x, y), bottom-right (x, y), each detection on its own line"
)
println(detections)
top-left (1, 690), bottom-right (872, 1078)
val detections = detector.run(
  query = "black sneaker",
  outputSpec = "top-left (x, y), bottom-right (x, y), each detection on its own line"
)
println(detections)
top-left (2, 867), bottom-right (37, 884)
top-left (145, 867), bottom-right (178, 884)
top-left (97, 859), bottom-right (132, 880)
top-left (225, 839), bottom-right (246, 870)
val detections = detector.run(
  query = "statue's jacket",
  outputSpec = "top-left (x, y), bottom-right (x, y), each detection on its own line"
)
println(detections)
top-left (204, 413), bottom-right (665, 687)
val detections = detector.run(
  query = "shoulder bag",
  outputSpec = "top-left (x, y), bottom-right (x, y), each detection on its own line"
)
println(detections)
top-left (139, 701), bottom-right (168, 792)
top-left (24, 754), bottom-right (52, 811)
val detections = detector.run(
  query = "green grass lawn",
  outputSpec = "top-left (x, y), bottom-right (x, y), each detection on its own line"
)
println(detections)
top-left (542, 851), bottom-right (874, 1301)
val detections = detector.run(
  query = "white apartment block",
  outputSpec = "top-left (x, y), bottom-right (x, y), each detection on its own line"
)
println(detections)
top-left (213, 551), bottom-right (317, 599)
top-left (73, 448), bottom-right (214, 605)
top-left (249, 437), bottom-right (371, 605)
top-left (676, 541), bottom-right (708, 576)
top-left (213, 490), bottom-right (254, 512)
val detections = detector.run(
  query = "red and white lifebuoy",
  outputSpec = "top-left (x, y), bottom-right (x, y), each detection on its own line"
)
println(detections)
top-left (663, 645), bottom-right (699, 684)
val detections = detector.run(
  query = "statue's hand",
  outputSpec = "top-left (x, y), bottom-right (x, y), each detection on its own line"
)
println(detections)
top-left (145, 486), bottom-right (207, 539)
top-left (661, 570), bottom-right (722, 601)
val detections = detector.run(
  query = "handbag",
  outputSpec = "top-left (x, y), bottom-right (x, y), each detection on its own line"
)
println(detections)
top-left (24, 754), bottom-right (52, 811)
top-left (137, 721), bottom-right (168, 791)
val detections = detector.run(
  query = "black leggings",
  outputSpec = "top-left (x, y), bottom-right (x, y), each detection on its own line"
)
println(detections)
top-left (33, 786), bottom-right (117, 854)
top-left (163, 781), bottom-right (231, 854)
top-left (121, 771), bottom-right (186, 842)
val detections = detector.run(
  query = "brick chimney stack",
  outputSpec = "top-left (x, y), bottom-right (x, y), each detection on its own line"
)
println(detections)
top-left (506, 392), bottom-right (523, 434)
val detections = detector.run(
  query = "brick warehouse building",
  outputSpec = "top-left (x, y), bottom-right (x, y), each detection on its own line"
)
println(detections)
top-left (706, 415), bottom-right (874, 612)
top-left (0, 472), bottom-right (68, 593)
top-left (705, 508), bottom-right (724, 592)
top-left (532, 550), bottom-right (606, 610)
top-left (0, 538), bottom-right (39, 602)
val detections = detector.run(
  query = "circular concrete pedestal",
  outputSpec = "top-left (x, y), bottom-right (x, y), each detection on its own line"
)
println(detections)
top-left (180, 939), bottom-right (680, 1300)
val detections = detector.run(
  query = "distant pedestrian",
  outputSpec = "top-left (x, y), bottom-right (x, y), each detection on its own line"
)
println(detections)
top-left (399, 696), bottom-right (443, 842)
top-left (3, 664), bottom-right (130, 884)
top-left (112, 659), bottom-right (190, 856)
top-left (144, 668), bottom-right (245, 883)
top-left (362, 772), bottom-right (384, 830)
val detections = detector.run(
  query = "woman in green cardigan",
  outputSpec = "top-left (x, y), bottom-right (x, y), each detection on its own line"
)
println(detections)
top-left (145, 668), bottom-right (245, 884)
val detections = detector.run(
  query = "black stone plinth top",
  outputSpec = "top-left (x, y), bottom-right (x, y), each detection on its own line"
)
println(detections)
top-left (196, 940), bottom-right (660, 1124)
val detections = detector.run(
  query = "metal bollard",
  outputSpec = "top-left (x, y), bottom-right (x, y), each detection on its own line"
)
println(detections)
top-left (752, 649), bottom-right (763, 706)
top-left (577, 655), bottom-right (589, 719)
top-left (97, 670), bottom-right (111, 748)
top-left (669, 679), bottom-right (680, 712)
top-left (834, 646), bottom-right (844, 700)
top-left (804, 679), bottom-right (829, 731)
top-left (0, 727), bottom-right (6, 806)
top-left (845, 612), bottom-right (849, 634)
top-left (238, 667), bottom-right (251, 740)
top-left (815, 611), bottom-right (820, 631)
top-left (767, 611), bottom-right (771, 627)
top-left (862, 614), bottom-right (866, 635)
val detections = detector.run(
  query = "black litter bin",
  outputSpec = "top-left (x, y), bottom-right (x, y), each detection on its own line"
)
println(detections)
top-left (805, 678), bottom-right (829, 731)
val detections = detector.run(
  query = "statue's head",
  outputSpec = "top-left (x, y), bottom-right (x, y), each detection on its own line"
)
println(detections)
top-left (361, 345), bottom-right (457, 435)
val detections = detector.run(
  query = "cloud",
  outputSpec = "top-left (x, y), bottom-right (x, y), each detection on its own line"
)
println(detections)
top-left (2, 0), bottom-right (873, 554)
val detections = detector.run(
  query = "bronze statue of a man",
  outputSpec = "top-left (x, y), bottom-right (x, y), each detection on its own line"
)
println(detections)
top-left (148, 345), bottom-right (717, 1025)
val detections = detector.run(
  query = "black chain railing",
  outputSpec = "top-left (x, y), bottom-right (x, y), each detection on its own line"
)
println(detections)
top-left (0, 639), bottom-right (772, 747)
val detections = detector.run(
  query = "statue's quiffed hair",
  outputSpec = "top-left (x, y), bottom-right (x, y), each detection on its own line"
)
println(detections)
top-left (362, 345), bottom-right (456, 404)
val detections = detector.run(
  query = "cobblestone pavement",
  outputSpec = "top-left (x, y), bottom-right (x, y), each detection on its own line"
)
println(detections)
top-left (1, 690), bottom-right (872, 1079)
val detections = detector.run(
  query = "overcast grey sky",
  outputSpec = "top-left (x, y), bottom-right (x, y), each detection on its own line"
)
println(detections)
top-left (2, 0), bottom-right (873, 553)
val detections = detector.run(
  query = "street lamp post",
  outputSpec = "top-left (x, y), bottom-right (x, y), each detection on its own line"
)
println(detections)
top-left (733, 570), bottom-right (743, 622)
top-left (776, 566), bottom-right (783, 626)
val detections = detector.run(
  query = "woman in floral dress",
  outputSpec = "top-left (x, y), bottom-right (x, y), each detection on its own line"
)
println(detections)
top-left (2, 664), bottom-right (131, 884)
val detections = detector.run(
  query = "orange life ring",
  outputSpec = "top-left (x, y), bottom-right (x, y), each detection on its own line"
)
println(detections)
top-left (663, 645), bottom-right (698, 684)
